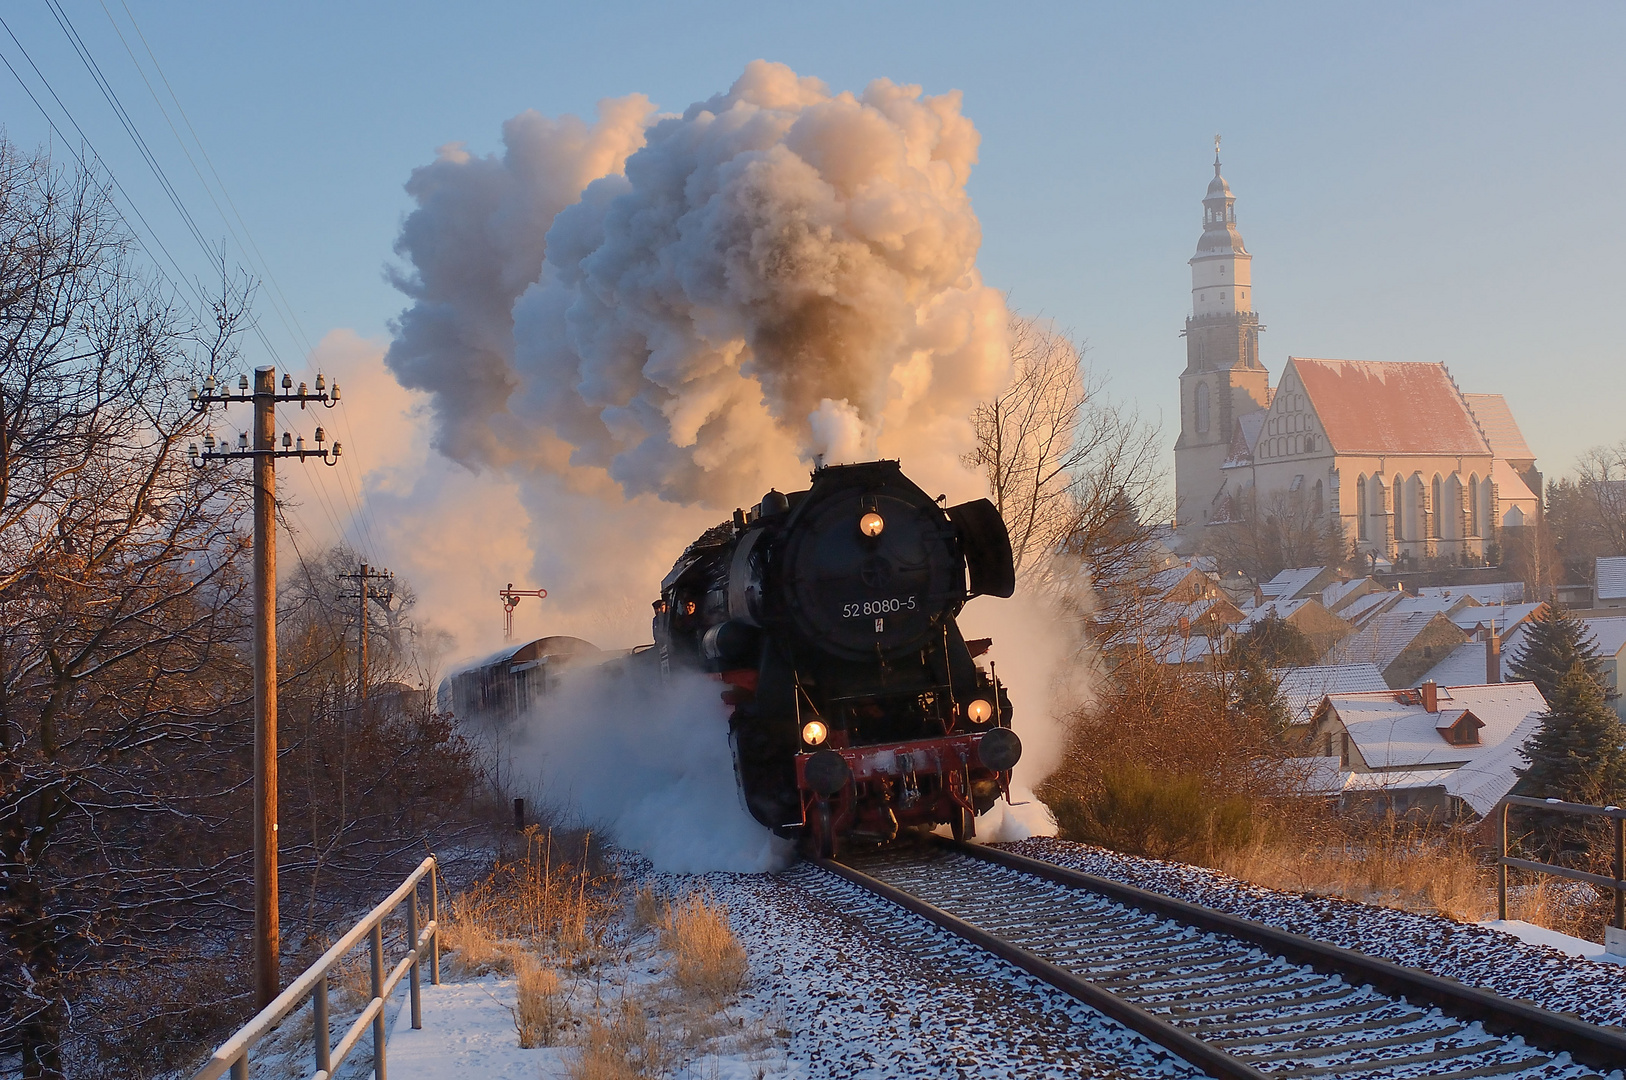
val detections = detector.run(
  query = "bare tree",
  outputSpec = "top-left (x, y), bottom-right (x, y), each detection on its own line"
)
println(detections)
top-left (0, 141), bottom-right (257, 1077)
top-left (965, 314), bottom-right (1167, 595)
top-left (1575, 441), bottom-right (1626, 557)
top-left (1198, 487), bottom-right (1343, 583)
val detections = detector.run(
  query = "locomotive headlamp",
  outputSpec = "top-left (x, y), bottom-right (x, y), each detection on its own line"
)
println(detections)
top-left (801, 720), bottom-right (828, 746)
top-left (859, 511), bottom-right (885, 538)
top-left (966, 698), bottom-right (993, 723)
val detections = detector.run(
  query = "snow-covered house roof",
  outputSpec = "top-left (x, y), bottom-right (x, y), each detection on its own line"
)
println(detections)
top-left (1314, 682), bottom-right (1545, 792)
top-left (1260, 566), bottom-right (1335, 602)
top-left (1598, 557), bottom-right (1626, 602)
top-left (1338, 589), bottom-right (1401, 628)
top-left (1321, 577), bottom-right (1375, 612)
top-left (1289, 358), bottom-right (1492, 456)
top-left (1449, 602), bottom-right (1545, 637)
top-left (1323, 610), bottom-right (1466, 684)
top-left (1272, 663), bottom-right (1389, 724)
top-left (1388, 593), bottom-right (1480, 618)
top-left (1419, 582), bottom-right (1525, 605)
top-left (1420, 623), bottom-right (1531, 687)
top-left (1462, 393), bottom-right (1537, 464)
top-left (1579, 615), bottom-right (1626, 658)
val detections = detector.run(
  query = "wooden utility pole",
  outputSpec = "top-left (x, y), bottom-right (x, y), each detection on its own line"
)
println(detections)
top-left (190, 365), bottom-right (341, 1010)
top-left (339, 564), bottom-right (394, 702)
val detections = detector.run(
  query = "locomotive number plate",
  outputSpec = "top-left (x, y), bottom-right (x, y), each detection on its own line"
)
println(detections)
top-left (841, 595), bottom-right (917, 618)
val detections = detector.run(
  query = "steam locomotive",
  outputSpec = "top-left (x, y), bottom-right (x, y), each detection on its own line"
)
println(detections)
top-left (654, 459), bottom-right (1022, 856)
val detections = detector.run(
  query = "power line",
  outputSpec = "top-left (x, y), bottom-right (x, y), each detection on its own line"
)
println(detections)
top-left (97, 0), bottom-right (389, 560)
top-left (30, 2), bottom-right (383, 561)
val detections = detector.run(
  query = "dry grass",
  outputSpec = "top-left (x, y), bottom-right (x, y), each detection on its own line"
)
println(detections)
top-left (1201, 810), bottom-right (1617, 939)
top-left (514, 955), bottom-right (566, 1048)
top-left (633, 884), bottom-right (663, 930)
top-left (659, 893), bottom-right (748, 1004)
top-left (441, 827), bottom-right (617, 975)
top-left (567, 998), bottom-right (672, 1080)
top-left (1214, 815), bottom-right (1488, 921)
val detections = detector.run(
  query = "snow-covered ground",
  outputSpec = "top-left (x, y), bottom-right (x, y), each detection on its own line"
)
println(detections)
top-left (215, 838), bottom-right (1626, 1079)
top-left (1005, 837), bottom-right (1626, 1028)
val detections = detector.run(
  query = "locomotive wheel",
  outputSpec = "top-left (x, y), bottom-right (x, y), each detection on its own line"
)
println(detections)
top-left (950, 804), bottom-right (975, 843)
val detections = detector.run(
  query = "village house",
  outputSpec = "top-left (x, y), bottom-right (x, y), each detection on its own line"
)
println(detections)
top-left (1578, 614), bottom-right (1626, 718)
top-left (1303, 681), bottom-right (1547, 817)
top-left (1323, 609), bottom-right (1469, 688)
top-left (1597, 556), bottom-right (1626, 610)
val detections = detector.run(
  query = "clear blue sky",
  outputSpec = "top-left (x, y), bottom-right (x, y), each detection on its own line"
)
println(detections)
top-left (3, 1), bottom-right (1621, 482)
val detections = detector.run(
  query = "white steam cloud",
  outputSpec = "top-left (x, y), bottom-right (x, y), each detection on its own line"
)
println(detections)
top-left (387, 59), bottom-right (1009, 510)
top-left (503, 668), bottom-right (792, 874)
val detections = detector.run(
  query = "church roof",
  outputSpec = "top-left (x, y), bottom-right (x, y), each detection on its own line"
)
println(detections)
top-left (1462, 394), bottom-right (1535, 463)
top-left (1289, 358), bottom-right (1492, 457)
top-left (1492, 458), bottom-right (1538, 503)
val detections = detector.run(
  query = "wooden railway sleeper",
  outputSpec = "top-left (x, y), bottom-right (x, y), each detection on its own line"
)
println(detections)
top-left (1238, 1023), bottom-right (1470, 1063)
top-left (1164, 984), bottom-right (1358, 1021)
top-left (1212, 1011), bottom-right (1430, 1047)
top-left (1270, 1041), bottom-right (1545, 1079)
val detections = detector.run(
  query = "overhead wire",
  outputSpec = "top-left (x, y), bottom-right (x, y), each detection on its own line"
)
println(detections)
top-left (3, 10), bottom-right (378, 577)
top-left (97, 0), bottom-right (388, 562)
top-left (40, 0), bottom-right (364, 558)
top-left (27, 0), bottom-right (383, 563)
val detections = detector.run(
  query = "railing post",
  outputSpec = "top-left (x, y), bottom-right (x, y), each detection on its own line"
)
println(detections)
top-left (314, 972), bottom-right (332, 1075)
top-left (430, 861), bottom-right (440, 987)
top-left (231, 1057), bottom-right (247, 1080)
top-left (370, 922), bottom-right (387, 1080)
top-left (407, 888), bottom-right (423, 1030)
top-left (1497, 800), bottom-right (1508, 922)
top-left (1614, 815), bottom-right (1624, 931)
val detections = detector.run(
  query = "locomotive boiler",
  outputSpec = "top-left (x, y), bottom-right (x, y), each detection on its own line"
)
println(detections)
top-left (653, 459), bottom-right (1022, 856)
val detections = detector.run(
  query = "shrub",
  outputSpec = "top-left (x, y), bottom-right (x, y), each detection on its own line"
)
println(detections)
top-left (1050, 764), bottom-right (1255, 862)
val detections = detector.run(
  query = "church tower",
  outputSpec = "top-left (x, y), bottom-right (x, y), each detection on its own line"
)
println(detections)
top-left (1174, 140), bottom-right (1271, 543)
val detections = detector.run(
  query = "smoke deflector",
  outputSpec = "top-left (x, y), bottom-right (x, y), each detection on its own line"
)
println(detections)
top-left (947, 499), bottom-right (1016, 599)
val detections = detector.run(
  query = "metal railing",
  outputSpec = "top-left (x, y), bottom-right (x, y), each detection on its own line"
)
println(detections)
top-left (1496, 796), bottom-right (1625, 929)
top-left (192, 856), bottom-right (441, 1080)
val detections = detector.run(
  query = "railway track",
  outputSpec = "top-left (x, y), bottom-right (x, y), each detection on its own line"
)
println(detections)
top-left (819, 839), bottom-right (1626, 1080)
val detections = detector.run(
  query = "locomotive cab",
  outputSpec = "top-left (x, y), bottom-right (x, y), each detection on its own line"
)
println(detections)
top-left (653, 460), bottom-right (1023, 856)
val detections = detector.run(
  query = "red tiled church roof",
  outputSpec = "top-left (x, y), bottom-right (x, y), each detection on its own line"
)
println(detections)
top-left (1290, 358), bottom-right (1492, 456)
top-left (1462, 393), bottom-right (1536, 462)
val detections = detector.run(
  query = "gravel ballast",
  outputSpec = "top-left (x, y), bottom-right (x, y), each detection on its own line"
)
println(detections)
top-left (1002, 837), bottom-right (1626, 1029)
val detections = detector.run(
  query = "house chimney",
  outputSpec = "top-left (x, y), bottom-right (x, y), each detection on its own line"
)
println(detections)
top-left (1484, 624), bottom-right (1501, 684)
top-left (1421, 680), bottom-right (1439, 713)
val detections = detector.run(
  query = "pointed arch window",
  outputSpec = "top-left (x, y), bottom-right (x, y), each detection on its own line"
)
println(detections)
top-left (1356, 475), bottom-right (1368, 539)
top-left (1469, 473), bottom-right (1481, 536)
top-left (1393, 475), bottom-right (1406, 541)
top-left (1195, 381), bottom-right (1210, 434)
top-left (1431, 474), bottom-right (1443, 539)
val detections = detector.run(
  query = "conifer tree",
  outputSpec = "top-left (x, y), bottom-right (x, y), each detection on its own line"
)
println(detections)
top-left (1515, 664), bottom-right (1626, 805)
top-left (1507, 604), bottom-right (1608, 703)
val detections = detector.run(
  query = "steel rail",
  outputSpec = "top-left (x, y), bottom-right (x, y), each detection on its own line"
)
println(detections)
top-left (943, 838), bottom-right (1626, 1073)
top-left (816, 856), bottom-right (1271, 1080)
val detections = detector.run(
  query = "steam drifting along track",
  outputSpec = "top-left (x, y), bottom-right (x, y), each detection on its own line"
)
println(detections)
top-left (820, 841), bottom-right (1626, 1080)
